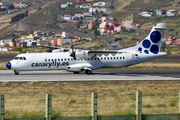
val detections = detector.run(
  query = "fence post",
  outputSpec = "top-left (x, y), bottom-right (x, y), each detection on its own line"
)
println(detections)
top-left (179, 91), bottom-right (180, 120)
top-left (45, 94), bottom-right (52, 120)
top-left (91, 93), bottom-right (98, 120)
top-left (136, 91), bottom-right (142, 120)
top-left (0, 95), bottom-right (4, 120)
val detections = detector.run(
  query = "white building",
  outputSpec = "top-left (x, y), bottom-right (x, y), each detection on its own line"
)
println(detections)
top-left (62, 32), bottom-right (69, 38)
top-left (60, 39), bottom-right (71, 45)
top-left (89, 7), bottom-right (97, 14)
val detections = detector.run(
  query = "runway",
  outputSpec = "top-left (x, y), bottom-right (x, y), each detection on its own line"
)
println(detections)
top-left (0, 69), bottom-right (180, 82)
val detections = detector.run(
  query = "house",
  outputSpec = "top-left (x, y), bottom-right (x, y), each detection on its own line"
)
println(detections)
top-left (80, 24), bottom-right (87, 28)
top-left (122, 19), bottom-right (136, 28)
top-left (62, 32), bottom-right (69, 38)
top-left (94, 2), bottom-right (106, 6)
top-left (166, 36), bottom-right (175, 45)
top-left (19, 2), bottom-right (28, 8)
top-left (139, 11), bottom-right (152, 17)
top-left (34, 30), bottom-right (42, 37)
top-left (13, 2), bottom-right (28, 8)
top-left (76, 0), bottom-right (86, 2)
top-left (0, 40), bottom-right (5, 46)
top-left (80, 4), bottom-right (87, 8)
top-left (63, 15), bottom-right (75, 20)
top-left (96, 7), bottom-right (107, 13)
top-left (7, 10), bottom-right (16, 14)
top-left (166, 10), bottom-right (176, 16)
top-left (87, 22), bottom-right (95, 29)
top-left (173, 39), bottom-right (180, 45)
top-left (0, 47), bottom-right (8, 51)
top-left (156, 9), bottom-right (166, 15)
top-left (100, 13), bottom-right (108, 21)
top-left (83, 12), bottom-right (92, 16)
top-left (13, 2), bottom-right (19, 8)
top-left (51, 39), bottom-right (57, 46)
top-left (61, 4), bottom-right (68, 9)
top-left (60, 39), bottom-right (72, 45)
top-left (89, 7), bottom-right (96, 14)
top-left (74, 13), bottom-right (83, 18)
top-left (122, 20), bottom-right (133, 27)
top-left (86, 0), bottom-right (94, 1)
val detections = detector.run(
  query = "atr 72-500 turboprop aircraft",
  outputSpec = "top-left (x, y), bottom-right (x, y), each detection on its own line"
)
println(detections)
top-left (6, 23), bottom-right (168, 75)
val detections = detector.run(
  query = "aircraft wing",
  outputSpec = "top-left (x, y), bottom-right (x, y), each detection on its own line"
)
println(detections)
top-left (88, 50), bottom-right (119, 56)
top-left (41, 45), bottom-right (69, 52)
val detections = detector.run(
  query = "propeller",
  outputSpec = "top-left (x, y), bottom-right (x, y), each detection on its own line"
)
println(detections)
top-left (69, 45), bottom-right (76, 60)
top-left (46, 43), bottom-right (52, 52)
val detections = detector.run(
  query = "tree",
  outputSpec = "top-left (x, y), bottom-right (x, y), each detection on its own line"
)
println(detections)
top-left (77, 20), bottom-right (83, 28)
top-left (94, 28), bottom-right (100, 39)
top-left (8, 4), bottom-right (14, 9)
top-left (24, 10), bottom-right (29, 17)
top-left (11, 11), bottom-right (29, 23)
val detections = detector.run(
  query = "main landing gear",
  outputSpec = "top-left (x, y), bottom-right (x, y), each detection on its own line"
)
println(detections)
top-left (73, 69), bottom-right (92, 75)
top-left (85, 69), bottom-right (92, 75)
top-left (14, 70), bottom-right (20, 75)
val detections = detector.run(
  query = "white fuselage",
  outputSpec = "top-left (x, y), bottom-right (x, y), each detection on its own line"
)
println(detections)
top-left (9, 51), bottom-right (166, 71)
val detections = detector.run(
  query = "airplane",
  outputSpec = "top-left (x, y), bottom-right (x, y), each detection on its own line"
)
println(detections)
top-left (6, 23), bottom-right (168, 75)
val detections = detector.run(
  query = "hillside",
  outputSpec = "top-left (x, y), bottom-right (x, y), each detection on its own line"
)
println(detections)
top-left (0, 0), bottom-right (180, 40)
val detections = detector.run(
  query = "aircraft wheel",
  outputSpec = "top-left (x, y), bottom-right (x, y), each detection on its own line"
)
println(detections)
top-left (14, 70), bottom-right (20, 75)
top-left (85, 70), bottom-right (92, 75)
top-left (73, 71), bottom-right (79, 74)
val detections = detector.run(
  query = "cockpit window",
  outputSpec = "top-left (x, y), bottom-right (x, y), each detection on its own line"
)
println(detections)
top-left (14, 57), bottom-right (19, 60)
top-left (14, 57), bottom-right (26, 60)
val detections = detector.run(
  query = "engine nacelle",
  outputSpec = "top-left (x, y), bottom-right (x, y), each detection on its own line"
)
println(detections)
top-left (75, 50), bottom-right (94, 59)
top-left (66, 64), bottom-right (82, 72)
top-left (66, 63), bottom-right (92, 72)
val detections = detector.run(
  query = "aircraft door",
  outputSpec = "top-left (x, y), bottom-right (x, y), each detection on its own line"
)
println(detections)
top-left (126, 52), bottom-right (133, 66)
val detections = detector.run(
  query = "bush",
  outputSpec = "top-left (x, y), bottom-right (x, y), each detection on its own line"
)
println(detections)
top-left (12, 47), bottom-right (23, 53)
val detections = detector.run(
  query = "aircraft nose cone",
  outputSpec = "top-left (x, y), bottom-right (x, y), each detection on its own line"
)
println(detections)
top-left (6, 62), bottom-right (11, 69)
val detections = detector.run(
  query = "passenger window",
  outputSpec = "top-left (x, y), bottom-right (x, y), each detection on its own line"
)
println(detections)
top-left (114, 57), bottom-right (116, 59)
top-left (48, 59), bottom-right (50, 62)
top-left (88, 58), bottom-right (90, 60)
top-left (123, 57), bottom-right (125, 59)
top-left (117, 57), bottom-right (118, 59)
top-left (104, 57), bottom-right (106, 60)
top-left (61, 59), bottom-right (63, 61)
top-left (120, 57), bottom-right (122, 59)
top-left (64, 59), bottom-right (66, 61)
top-left (101, 57), bottom-right (103, 60)
top-left (94, 58), bottom-right (96, 60)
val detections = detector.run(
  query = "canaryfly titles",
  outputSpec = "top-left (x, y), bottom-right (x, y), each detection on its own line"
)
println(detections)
top-left (31, 61), bottom-right (69, 68)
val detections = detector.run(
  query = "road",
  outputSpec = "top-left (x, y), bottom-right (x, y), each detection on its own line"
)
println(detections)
top-left (0, 69), bottom-right (180, 82)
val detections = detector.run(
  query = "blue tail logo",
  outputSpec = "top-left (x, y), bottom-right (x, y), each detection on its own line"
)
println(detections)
top-left (137, 23), bottom-right (167, 54)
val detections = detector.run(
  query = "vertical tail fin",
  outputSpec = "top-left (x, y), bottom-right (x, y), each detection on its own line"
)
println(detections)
top-left (124, 23), bottom-right (168, 54)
